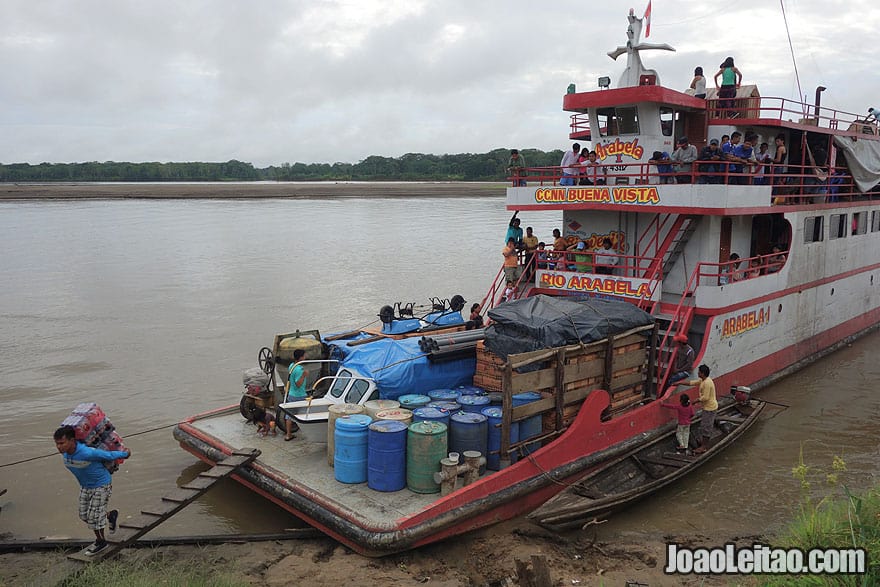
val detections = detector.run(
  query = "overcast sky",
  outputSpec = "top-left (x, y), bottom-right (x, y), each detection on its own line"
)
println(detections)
top-left (2, 1), bottom-right (877, 166)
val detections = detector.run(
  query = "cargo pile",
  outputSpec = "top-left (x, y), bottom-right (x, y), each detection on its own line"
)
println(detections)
top-left (61, 402), bottom-right (127, 472)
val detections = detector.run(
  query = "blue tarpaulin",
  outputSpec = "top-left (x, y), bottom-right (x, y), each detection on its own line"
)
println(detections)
top-left (325, 335), bottom-right (474, 400)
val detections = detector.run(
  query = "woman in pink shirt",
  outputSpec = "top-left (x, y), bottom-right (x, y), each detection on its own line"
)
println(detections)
top-left (662, 394), bottom-right (695, 451)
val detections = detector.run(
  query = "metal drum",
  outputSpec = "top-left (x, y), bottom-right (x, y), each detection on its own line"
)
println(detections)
top-left (334, 414), bottom-right (372, 484)
top-left (426, 400), bottom-right (460, 414)
top-left (367, 420), bottom-right (408, 492)
top-left (406, 421), bottom-right (448, 494)
top-left (481, 407), bottom-right (520, 470)
top-left (512, 392), bottom-right (542, 455)
top-left (327, 403), bottom-right (366, 467)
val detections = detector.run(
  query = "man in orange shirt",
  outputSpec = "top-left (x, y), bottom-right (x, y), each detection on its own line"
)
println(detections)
top-left (502, 238), bottom-right (522, 285)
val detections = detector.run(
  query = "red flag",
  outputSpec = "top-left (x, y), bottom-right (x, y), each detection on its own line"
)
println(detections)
top-left (643, 0), bottom-right (652, 37)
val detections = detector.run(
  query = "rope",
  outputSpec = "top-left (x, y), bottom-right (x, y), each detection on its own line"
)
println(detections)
top-left (0, 421), bottom-right (180, 469)
top-left (779, 0), bottom-right (807, 115)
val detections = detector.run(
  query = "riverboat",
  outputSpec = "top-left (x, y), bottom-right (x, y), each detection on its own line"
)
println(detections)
top-left (174, 9), bottom-right (880, 556)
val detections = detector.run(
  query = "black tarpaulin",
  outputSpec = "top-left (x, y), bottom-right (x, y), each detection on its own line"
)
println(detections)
top-left (484, 295), bottom-right (654, 360)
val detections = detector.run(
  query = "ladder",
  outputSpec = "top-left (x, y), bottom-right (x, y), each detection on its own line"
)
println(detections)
top-left (68, 448), bottom-right (260, 562)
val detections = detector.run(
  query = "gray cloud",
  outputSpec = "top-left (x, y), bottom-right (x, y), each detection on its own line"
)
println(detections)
top-left (1, 1), bottom-right (877, 165)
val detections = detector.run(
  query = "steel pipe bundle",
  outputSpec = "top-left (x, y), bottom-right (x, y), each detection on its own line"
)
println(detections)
top-left (418, 329), bottom-right (485, 353)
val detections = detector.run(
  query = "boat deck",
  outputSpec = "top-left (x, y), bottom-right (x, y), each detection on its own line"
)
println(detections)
top-left (186, 408), bottom-right (440, 523)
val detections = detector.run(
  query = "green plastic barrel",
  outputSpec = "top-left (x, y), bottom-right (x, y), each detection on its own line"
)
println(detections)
top-left (406, 421), bottom-right (448, 494)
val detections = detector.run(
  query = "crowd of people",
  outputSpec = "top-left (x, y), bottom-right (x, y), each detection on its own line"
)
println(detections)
top-left (502, 213), bottom-right (622, 296)
top-left (718, 246), bottom-right (788, 285)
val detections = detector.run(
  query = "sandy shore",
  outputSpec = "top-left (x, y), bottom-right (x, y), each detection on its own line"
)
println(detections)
top-left (0, 182), bottom-right (508, 200)
top-left (0, 519), bottom-right (748, 586)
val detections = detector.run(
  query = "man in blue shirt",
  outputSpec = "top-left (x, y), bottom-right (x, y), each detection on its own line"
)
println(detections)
top-left (731, 134), bottom-right (756, 185)
top-left (54, 425), bottom-right (131, 556)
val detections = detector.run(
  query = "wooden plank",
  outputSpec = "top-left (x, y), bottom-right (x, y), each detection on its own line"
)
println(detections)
top-left (646, 322), bottom-right (658, 398)
top-left (610, 371), bottom-right (647, 391)
top-left (181, 477), bottom-right (215, 491)
top-left (612, 350), bottom-right (649, 371)
top-left (555, 348), bottom-right (565, 432)
top-left (500, 361), bottom-right (513, 467)
top-left (160, 488), bottom-right (201, 504)
top-left (603, 334), bottom-right (614, 389)
top-left (638, 455), bottom-right (687, 468)
top-left (509, 367), bottom-right (556, 394)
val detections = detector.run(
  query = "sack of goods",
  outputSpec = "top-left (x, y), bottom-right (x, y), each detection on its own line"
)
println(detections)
top-left (61, 402), bottom-right (128, 473)
top-left (242, 367), bottom-right (270, 395)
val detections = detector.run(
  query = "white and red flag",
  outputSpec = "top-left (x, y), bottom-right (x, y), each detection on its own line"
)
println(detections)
top-left (643, 0), bottom-right (652, 37)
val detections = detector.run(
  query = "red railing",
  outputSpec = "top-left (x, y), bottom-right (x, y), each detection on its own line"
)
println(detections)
top-left (506, 161), bottom-right (880, 205)
top-left (695, 252), bottom-right (788, 286)
top-left (705, 96), bottom-right (876, 131)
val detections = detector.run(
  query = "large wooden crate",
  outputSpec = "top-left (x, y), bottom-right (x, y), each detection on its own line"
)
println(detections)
top-left (478, 324), bottom-right (658, 463)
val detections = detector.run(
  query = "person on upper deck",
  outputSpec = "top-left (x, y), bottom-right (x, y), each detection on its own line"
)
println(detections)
top-left (560, 143), bottom-right (581, 186)
top-left (507, 149), bottom-right (527, 186)
top-left (690, 67), bottom-right (707, 99)
top-left (577, 147), bottom-right (591, 185)
top-left (649, 150), bottom-right (674, 184)
top-left (753, 142), bottom-right (772, 185)
top-left (582, 150), bottom-right (606, 185)
top-left (868, 107), bottom-right (879, 123)
top-left (594, 237), bottom-right (619, 275)
top-left (731, 133), bottom-right (757, 185)
top-left (714, 57), bottom-right (742, 118)
top-left (698, 139), bottom-right (724, 184)
top-left (723, 132), bottom-right (743, 183)
top-left (671, 137), bottom-right (698, 183)
top-left (766, 245), bottom-right (787, 274)
top-left (523, 226), bottom-right (539, 278)
top-left (571, 241), bottom-right (593, 273)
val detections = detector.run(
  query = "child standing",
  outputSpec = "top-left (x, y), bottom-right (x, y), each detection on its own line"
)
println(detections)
top-left (662, 394), bottom-right (695, 451)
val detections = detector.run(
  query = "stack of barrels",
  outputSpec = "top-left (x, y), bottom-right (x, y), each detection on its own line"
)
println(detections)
top-left (328, 385), bottom-right (544, 493)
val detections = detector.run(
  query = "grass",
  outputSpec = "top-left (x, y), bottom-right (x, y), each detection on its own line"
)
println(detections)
top-left (759, 450), bottom-right (880, 586)
top-left (59, 550), bottom-right (248, 587)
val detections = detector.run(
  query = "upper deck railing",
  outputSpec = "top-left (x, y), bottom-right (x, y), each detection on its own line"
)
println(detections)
top-left (568, 95), bottom-right (878, 136)
top-left (507, 161), bottom-right (880, 206)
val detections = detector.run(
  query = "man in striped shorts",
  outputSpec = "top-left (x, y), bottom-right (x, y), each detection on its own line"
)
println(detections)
top-left (54, 425), bottom-right (131, 555)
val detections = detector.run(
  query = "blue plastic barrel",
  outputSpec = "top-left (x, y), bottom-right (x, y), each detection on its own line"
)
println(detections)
top-left (334, 414), bottom-right (373, 483)
top-left (458, 394), bottom-right (491, 414)
top-left (455, 385), bottom-right (486, 396)
top-left (481, 407), bottom-right (520, 470)
top-left (367, 420), bottom-right (408, 492)
top-left (512, 392), bottom-right (542, 455)
top-left (449, 412), bottom-right (488, 474)
top-left (426, 400), bottom-right (460, 413)
top-left (398, 394), bottom-right (431, 410)
top-left (427, 389), bottom-right (460, 402)
top-left (412, 407), bottom-right (451, 426)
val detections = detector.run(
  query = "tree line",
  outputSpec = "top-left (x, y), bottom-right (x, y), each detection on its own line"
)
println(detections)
top-left (0, 149), bottom-right (564, 183)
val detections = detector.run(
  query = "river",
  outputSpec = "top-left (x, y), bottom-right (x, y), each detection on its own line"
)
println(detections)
top-left (0, 188), bottom-right (877, 544)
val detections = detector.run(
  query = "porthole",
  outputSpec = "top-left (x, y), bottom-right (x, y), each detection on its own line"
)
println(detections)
top-left (831, 288), bottom-right (835, 296)
top-left (778, 304), bottom-right (782, 313)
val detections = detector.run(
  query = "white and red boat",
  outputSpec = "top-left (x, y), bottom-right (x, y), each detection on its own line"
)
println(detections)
top-left (174, 9), bottom-right (880, 556)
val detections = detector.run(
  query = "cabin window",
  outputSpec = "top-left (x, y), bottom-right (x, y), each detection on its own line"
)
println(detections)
top-left (829, 214), bottom-right (847, 240)
top-left (804, 216), bottom-right (824, 243)
top-left (660, 107), bottom-right (674, 136)
top-left (328, 369), bottom-right (352, 398)
top-left (852, 212), bottom-right (868, 235)
top-left (345, 379), bottom-right (370, 404)
top-left (596, 107), bottom-right (640, 136)
top-left (872, 211), bottom-right (880, 232)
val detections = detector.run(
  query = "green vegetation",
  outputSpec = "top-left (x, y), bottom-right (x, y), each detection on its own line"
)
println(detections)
top-left (0, 148), bottom-right (564, 183)
top-left (760, 450), bottom-right (879, 585)
top-left (60, 551), bottom-right (247, 587)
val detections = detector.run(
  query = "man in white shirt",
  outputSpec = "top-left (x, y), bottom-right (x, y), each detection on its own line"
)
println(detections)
top-left (594, 238), bottom-right (619, 275)
top-left (671, 136), bottom-right (698, 184)
top-left (559, 143), bottom-right (581, 186)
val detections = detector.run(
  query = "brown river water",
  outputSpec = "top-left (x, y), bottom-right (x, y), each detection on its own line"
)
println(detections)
top-left (0, 185), bottom-right (877, 544)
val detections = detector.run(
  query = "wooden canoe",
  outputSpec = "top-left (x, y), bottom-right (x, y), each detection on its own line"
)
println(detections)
top-left (528, 400), bottom-right (765, 531)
